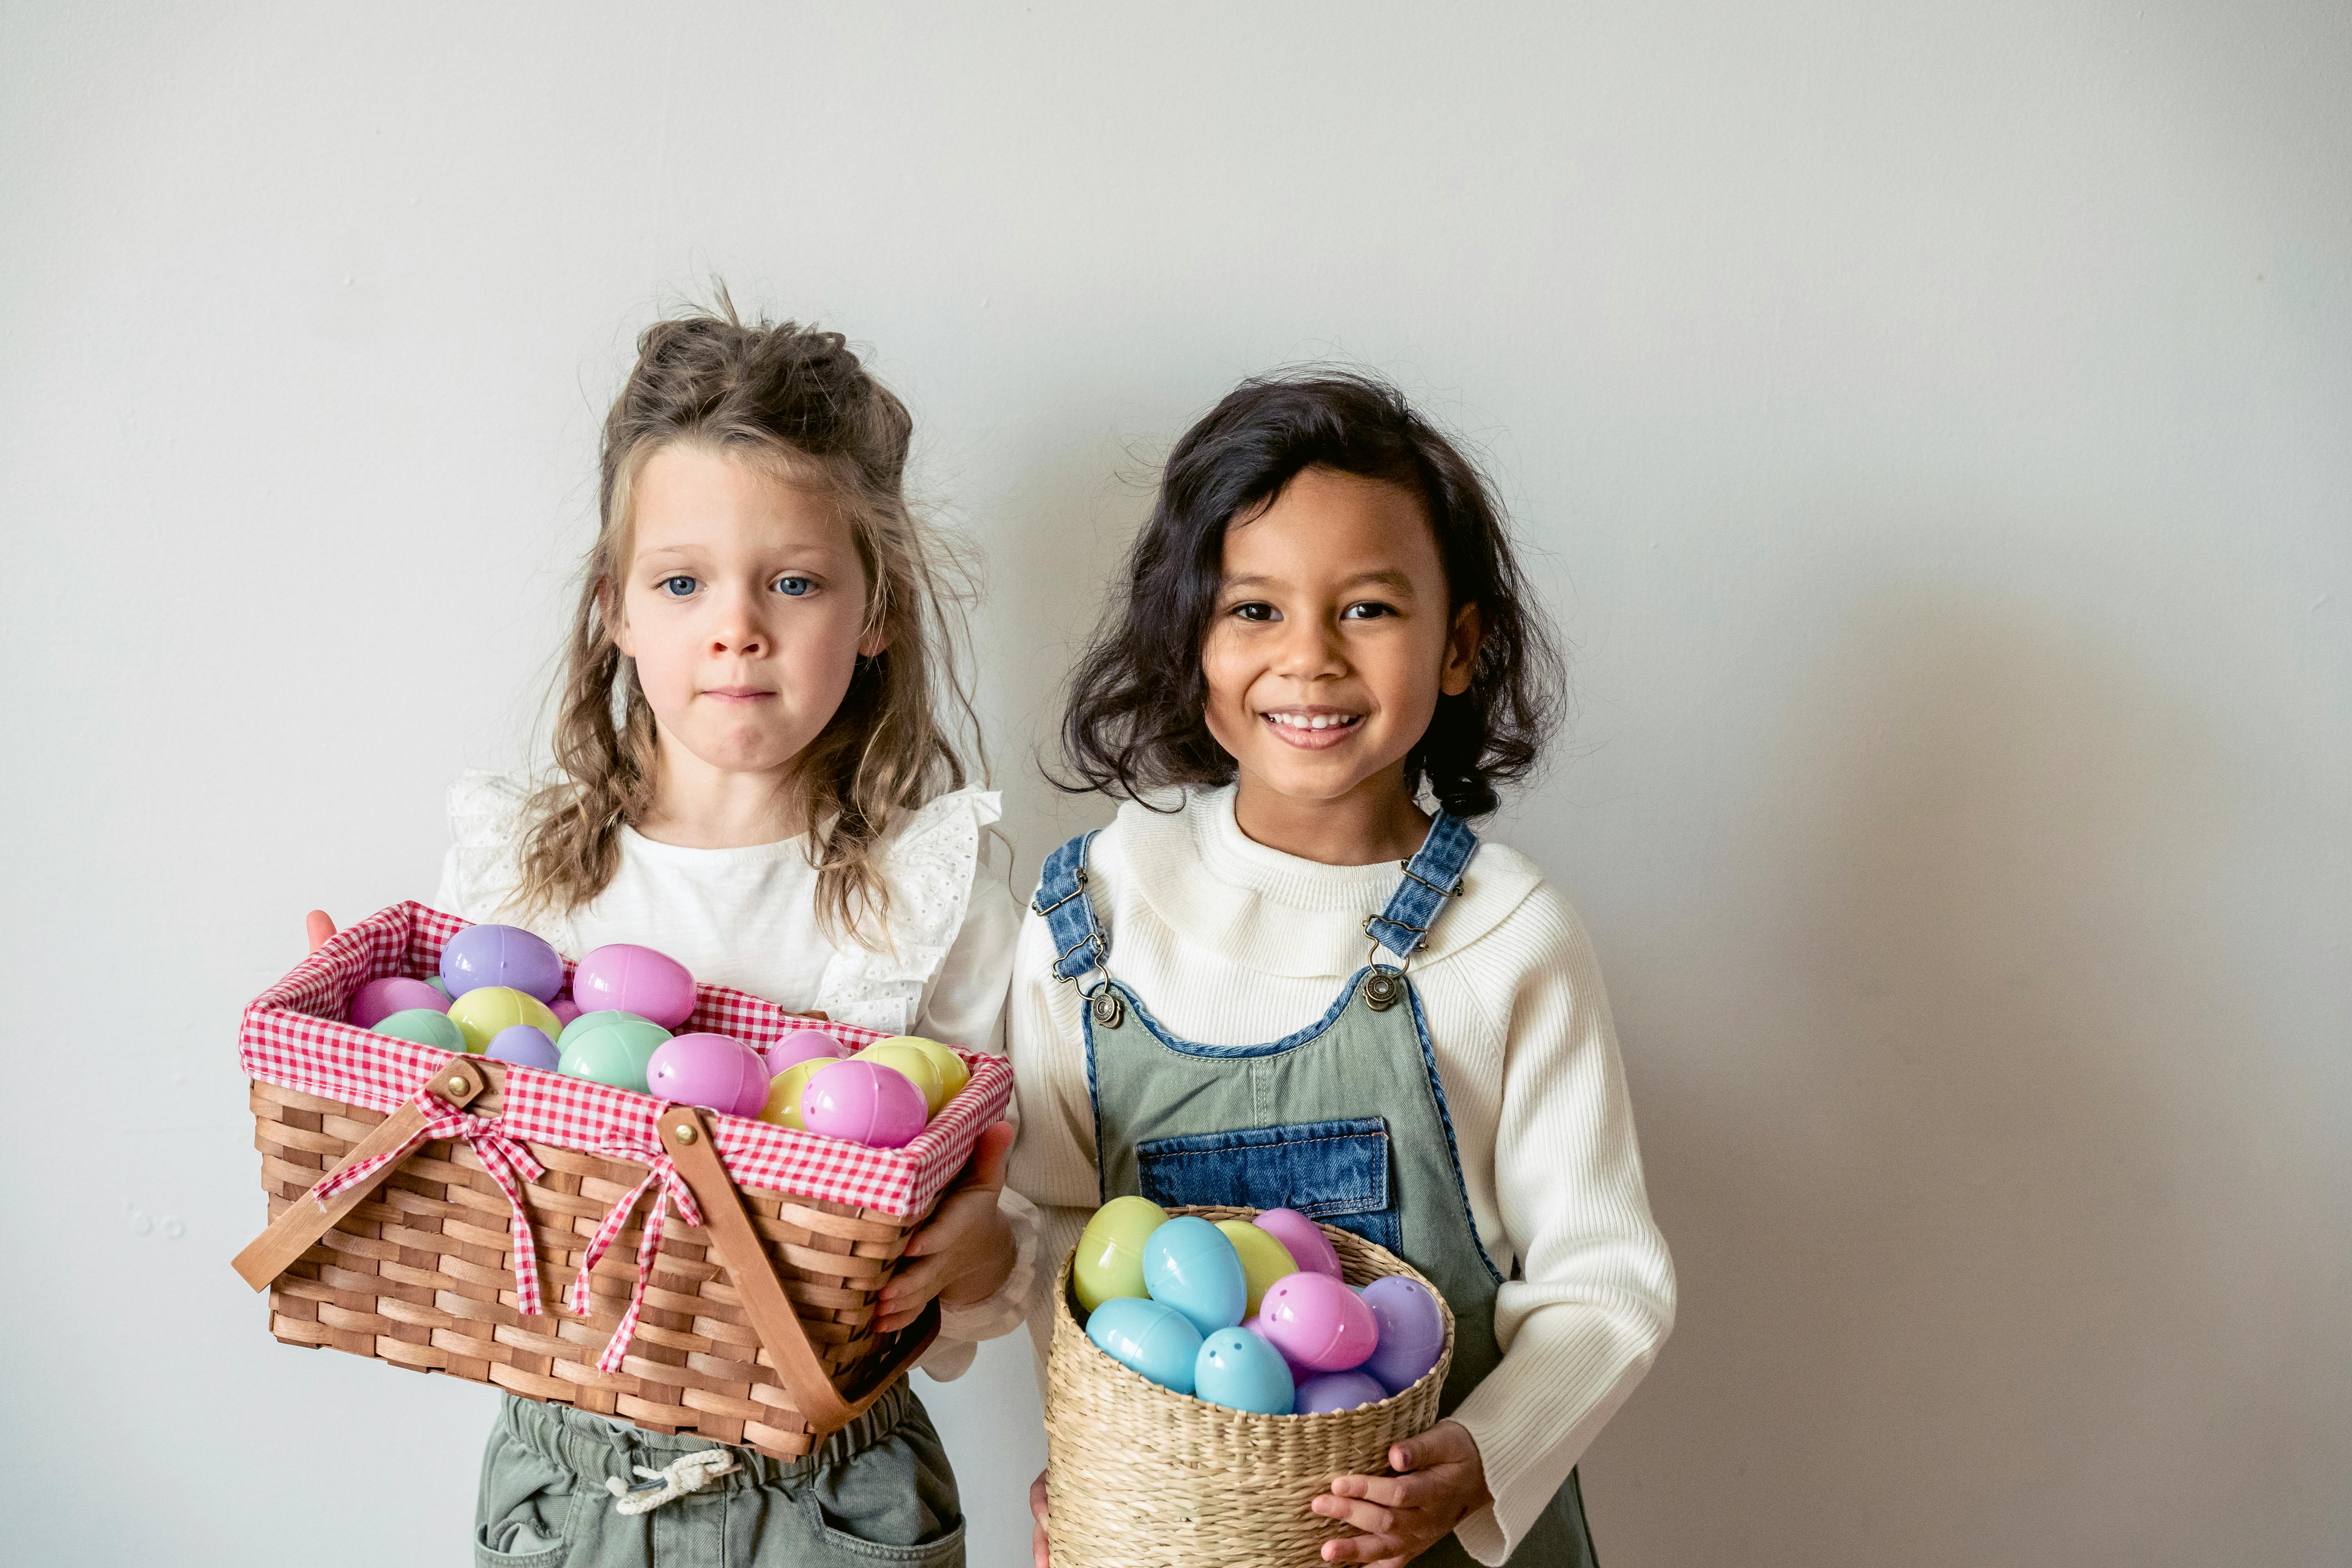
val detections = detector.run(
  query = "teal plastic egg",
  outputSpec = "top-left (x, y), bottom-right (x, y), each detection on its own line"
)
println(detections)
top-left (372, 1008), bottom-right (465, 1051)
top-left (1084, 1296), bottom-right (1203, 1394)
top-left (557, 1016), bottom-right (671, 1093)
top-left (1194, 1326), bottom-right (1296, 1414)
top-left (1142, 1216), bottom-right (1247, 1336)
top-left (558, 1009), bottom-right (654, 1048)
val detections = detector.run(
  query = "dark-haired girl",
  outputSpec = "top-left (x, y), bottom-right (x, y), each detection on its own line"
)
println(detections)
top-left (1009, 375), bottom-right (1674, 1566)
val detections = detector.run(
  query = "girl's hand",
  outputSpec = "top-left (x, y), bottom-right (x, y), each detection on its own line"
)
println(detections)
top-left (1029, 1467), bottom-right (1051, 1568)
top-left (874, 1120), bottom-right (1016, 1334)
top-left (1312, 1419), bottom-right (1490, 1566)
top-left (306, 911), bottom-right (336, 952)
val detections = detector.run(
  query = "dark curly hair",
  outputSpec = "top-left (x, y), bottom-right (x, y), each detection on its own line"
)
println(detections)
top-left (1056, 370), bottom-right (1563, 819)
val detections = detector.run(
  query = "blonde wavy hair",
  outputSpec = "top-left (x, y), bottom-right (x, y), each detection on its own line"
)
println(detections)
top-left (513, 299), bottom-right (979, 945)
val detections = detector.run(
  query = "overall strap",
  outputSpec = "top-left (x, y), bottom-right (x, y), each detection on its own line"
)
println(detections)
top-left (1366, 811), bottom-right (1479, 964)
top-left (1032, 830), bottom-right (1109, 985)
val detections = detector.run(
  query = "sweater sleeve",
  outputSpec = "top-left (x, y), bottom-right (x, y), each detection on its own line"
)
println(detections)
top-left (1003, 900), bottom-right (1105, 1394)
top-left (1443, 887), bottom-right (1676, 1564)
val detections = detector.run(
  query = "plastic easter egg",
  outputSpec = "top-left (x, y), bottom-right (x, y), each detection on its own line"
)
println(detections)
top-left (349, 977), bottom-right (446, 1029)
top-left (1241, 1313), bottom-right (1315, 1381)
top-left (1142, 1216), bottom-right (1248, 1337)
top-left (485, 1025), bottom-right (559, 1071)
top-left (549, 996), bottom-right (581, 1027)
top-left (446, 985), bottom-right (563, 1054)
top-left (770, 1028), bottom-right (849, 1073)
top-left (372, 1008), bottom-right (465, 1051)
top-left (757, 1058), bottom-right (829, 1129)
top-left (800, 1060), bottom-right (929, 1148)
top-left (1294, 1369), bottom-right (1388, 1414)
top-left (1215, 1220), bottom-right (1298, 1318)
top-left (1360, 1275), bottom-right (1448, 1394)
top-left (429, 977), bottom-right (454, 1001)
top-left (1256, 1272), bottom-right (1379, 1372)
top-left (571, 943), bottom-right (697, 1029)
top-left (1194, 1327), bottom-right (1296, 1414)
top-left (853, 1042), bottom-right (947, 1116)
top-left (1084, 1296), bottom-right (1202, 1394)
top-left (869, 1036), bottom-right (970, 1105)
top-left (557, 1009), bottom-right (653, 1048)
top-left (556, 1016), bottom-right (672, 1094)
top-left (438, 924), bottom-right (565, 1003)
top-left (647, 1033), bottom-right (769, 1118)
top-left (1252, 1209), bottom-right (1343, 1280)
top-left (1073, 1196), bottom-right (1169, 1314)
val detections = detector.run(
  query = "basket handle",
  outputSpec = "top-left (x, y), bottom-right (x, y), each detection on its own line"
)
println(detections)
top-left (232, 1055), bottom-right (498, 1291)
top-left (656, 1106), bottom-right (940, 1436)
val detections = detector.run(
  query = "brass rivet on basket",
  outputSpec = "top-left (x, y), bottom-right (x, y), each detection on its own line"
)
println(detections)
top-left (448, 1075), bottom-right (467, 1093)
top-left (675, 1123), bottom-right (697, 1143)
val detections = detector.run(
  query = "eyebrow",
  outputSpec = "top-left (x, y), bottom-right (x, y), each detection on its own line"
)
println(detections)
top-left (1222, 569), bottom-right (1418, 593)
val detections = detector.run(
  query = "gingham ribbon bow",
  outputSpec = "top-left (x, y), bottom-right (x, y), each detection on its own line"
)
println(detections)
top-left (568, 1121), bottom-right (706, 1374)
top-left (312, 1087), bottom-right (551, 1316)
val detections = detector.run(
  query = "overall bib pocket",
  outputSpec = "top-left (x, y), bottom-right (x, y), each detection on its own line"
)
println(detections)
top-left (1135, 1117), bottom-right (1401, 1251)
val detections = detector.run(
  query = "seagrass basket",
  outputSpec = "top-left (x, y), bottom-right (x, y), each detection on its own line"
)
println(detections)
top-left (1043, 1204), bottom-right (1455, 1568)
top-left (232, 902), bottom-right (1011, 1459)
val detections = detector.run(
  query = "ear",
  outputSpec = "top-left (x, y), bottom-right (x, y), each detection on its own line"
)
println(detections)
top-left (599, 576), bottom-right (635, 659)
top-left (1439, 602), bottom-right (1483, 697)
top-left (857, 617), bottom-right (892, 660)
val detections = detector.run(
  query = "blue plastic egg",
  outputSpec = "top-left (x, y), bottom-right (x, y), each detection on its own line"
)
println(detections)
top-left (1142, 1216), bottom-right (1247, 1337)
top-left (1085, 1296), bottom-right (1203, 1394)
top-left (1194, 1327), bottom-right (1296, 1415)
top-left (1295, 1369), bottom-right (1388, 1414)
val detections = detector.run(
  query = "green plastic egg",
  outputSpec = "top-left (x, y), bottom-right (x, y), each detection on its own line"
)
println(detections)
top-left (373, 1007), bottom-right (466, 1051)
top-left (1074, 1195), bottom-right (1170, 1315)
top-left (557, 1017), bottom-right (671, 1094)
top-left (1216, 1219), bottom-right (1299, 1318)
top-left (446, 985), bottom-right (563, 1054)
top-left (557, 1009), bottom-right (653, 1048)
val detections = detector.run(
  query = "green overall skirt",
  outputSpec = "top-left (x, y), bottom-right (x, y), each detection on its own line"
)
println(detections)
top-left (1032, 811), bottom-right (1598, 1566)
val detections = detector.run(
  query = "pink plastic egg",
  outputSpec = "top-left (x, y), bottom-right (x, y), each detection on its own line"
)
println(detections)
top-left (549, 995), bottom-right (582, 1027)
top-left (350, 977), bottom-right (446, 1028)
top-left (1252, 1209), bottom-right (1343, 1279)
top-left (800, 1059), bottom-right (929, 1149)
top-left (1242, 1312), bottom-right (1315, 1381)
top-left (646, 1032), bottom-right (770, 1118)
top-left (768, 1027), bottom-right (850, 1073)
top-left (571, 943), bottom-right (697, 1029)
top-left (1256, 1272), bottom-right (1379, 1372)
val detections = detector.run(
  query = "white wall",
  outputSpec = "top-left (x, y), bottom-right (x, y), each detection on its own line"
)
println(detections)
top-left (3, 3), bottom-right (2346, 1563)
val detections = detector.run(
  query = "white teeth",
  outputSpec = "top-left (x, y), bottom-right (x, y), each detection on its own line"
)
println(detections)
top-left (1267, 712), bottom-right (1356, 730)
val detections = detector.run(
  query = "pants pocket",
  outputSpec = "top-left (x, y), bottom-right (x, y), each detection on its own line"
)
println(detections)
top-left (795, 1391), bottom-right (965, 1564)
top-left (1135, 1117), bottom-right (1402, 1249)
top-left (474, 1421), bottom-right (580, 1566)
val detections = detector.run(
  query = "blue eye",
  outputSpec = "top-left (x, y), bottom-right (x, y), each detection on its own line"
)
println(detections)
top-left (773, 576), bottom-right (812, 598)
top-left (660, 575), bottom-right (697, 598)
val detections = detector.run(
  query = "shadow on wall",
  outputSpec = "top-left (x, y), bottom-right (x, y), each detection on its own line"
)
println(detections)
top-left (1586, 586), bottom-right (2330, 1566)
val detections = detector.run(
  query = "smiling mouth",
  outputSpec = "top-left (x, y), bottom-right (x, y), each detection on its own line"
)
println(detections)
top-left (1261, 709), bottom-right (1364, 750)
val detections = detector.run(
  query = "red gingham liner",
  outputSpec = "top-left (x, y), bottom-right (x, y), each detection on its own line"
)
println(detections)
top-left (239, 901), bottom-right (1012, 1221)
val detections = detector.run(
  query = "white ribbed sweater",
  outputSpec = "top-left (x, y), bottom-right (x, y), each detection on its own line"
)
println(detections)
top-left (1005, 788), bottom-right (1674, 1565)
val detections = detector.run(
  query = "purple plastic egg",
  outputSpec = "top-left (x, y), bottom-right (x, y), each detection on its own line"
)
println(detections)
top-left (438, 924), bottom-right (566, 1003)
top-left (485, 1024), bottom-right (560, 1071)
top-left (349, 977), bottom-right (446, 1028)
top-left (1361, 1275), bottom-right (1448, 1394)
top-left (572, 943), bottom-right (697, 1029)
top-left (1256, 1272), bottom-right (1379, 1372)
top-left (1253, 1209), bottom-right (1343, 1279)
top-left (1295, 1369), bottom-right (1389, 1414)
top-left (647, 1032), bottom-right (770, 1118)
top-left (549, 995), bottom-right (581, 1027)
top-left (768, 1028), bottom-right (850, 1073)
top-left (800, 1059), bottom-right (929, 1149)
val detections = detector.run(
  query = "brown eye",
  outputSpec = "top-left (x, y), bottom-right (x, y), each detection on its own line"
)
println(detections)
top-left (1231, 602), bottom-right (1278, 622)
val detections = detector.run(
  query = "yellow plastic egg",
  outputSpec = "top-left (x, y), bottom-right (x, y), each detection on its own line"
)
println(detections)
top-left (1216, 1219), bottom-right (1299, 1318)
top-left (1074, 1195), bottom-right (1169, 1314)
top-left (446, 986), bottom-right (562, 1055)
top-left (870, 1036), bottom-right (971, 1107)
top-left (758, 1058), bottom-right (830, 1129)
top-left (855, 1042), bottom-right (947, 1116)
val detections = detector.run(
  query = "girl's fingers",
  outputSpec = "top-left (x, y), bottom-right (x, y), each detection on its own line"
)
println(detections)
top-left (1328, 1473), bottom-right (1413, 1507)
top-left (306, 911), bottom-right (335, 953)
top-left (1308, 1494), bottom-right (1396, 1535)
top-left (1318, 1530), bottom-right (1407, 1564)
top-left (879, 1254), bottom-right (942, 1312)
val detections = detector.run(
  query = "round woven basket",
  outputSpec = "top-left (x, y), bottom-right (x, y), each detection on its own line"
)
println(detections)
top-left (1043, 1204), bottom-right (1455, 1568)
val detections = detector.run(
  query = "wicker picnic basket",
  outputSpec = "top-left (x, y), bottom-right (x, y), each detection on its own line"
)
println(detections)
top-left (231, 901), bottom-right (1011, 1459)
top-left (1042, 1204), bottom-right (1456, 1568)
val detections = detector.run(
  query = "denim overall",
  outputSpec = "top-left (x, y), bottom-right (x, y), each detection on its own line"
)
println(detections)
top-left (1033, 813), bottom-right (1598, 1566)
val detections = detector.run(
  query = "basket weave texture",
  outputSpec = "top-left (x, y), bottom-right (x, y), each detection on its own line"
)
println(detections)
top-left (241, 902), bottom-right (1008, 1460)
top-left (1044, 1205), bottom-right (1455, 1568)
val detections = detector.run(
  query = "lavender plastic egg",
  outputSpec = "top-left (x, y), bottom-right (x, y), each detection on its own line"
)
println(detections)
top-left (1295, 1369), bottom-right (1388, 1414)
top-left (372, 1008), bottom-right (465, 1051)
top-left (485, 1025), bottom-right (560, 1071)
top-left (1252, 1209), bottom-right (1343, 1279)
top-left (571, 943), bottom-right (697, 1029)
top-left (800, 1060), bottom-right (929, 1148)
top-left (1256, 1272), bottom-right (1379, 1372)
top-left (1360, 1275), bottom-right (1448, 1394)
top-left (647, 1033), bottom-right (770, 1118)
top-left (769, 1028), bottom-right (848, 1074)
top-left (1194, 1326), bottom-right (1295, 1414)
top-left (349, 977), bottom-right (446, 1028)
top-left (549, 996), bottom-right (581, 1027)
top-left (438, 924), bottom-right (566, 1003)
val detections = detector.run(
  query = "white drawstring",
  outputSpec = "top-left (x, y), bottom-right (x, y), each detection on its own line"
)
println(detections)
top-left (604, 1448), bottom-right (742, 1515)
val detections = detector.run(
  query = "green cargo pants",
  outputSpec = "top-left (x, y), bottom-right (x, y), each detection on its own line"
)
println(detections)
top-left (474, 1381), bottom-right (965, 1567)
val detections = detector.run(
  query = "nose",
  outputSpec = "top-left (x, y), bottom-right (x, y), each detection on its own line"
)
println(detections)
top-left (707, 585), bottom-right (766, 659)
top-left (1269, 610), bottom-right (1347, 681)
